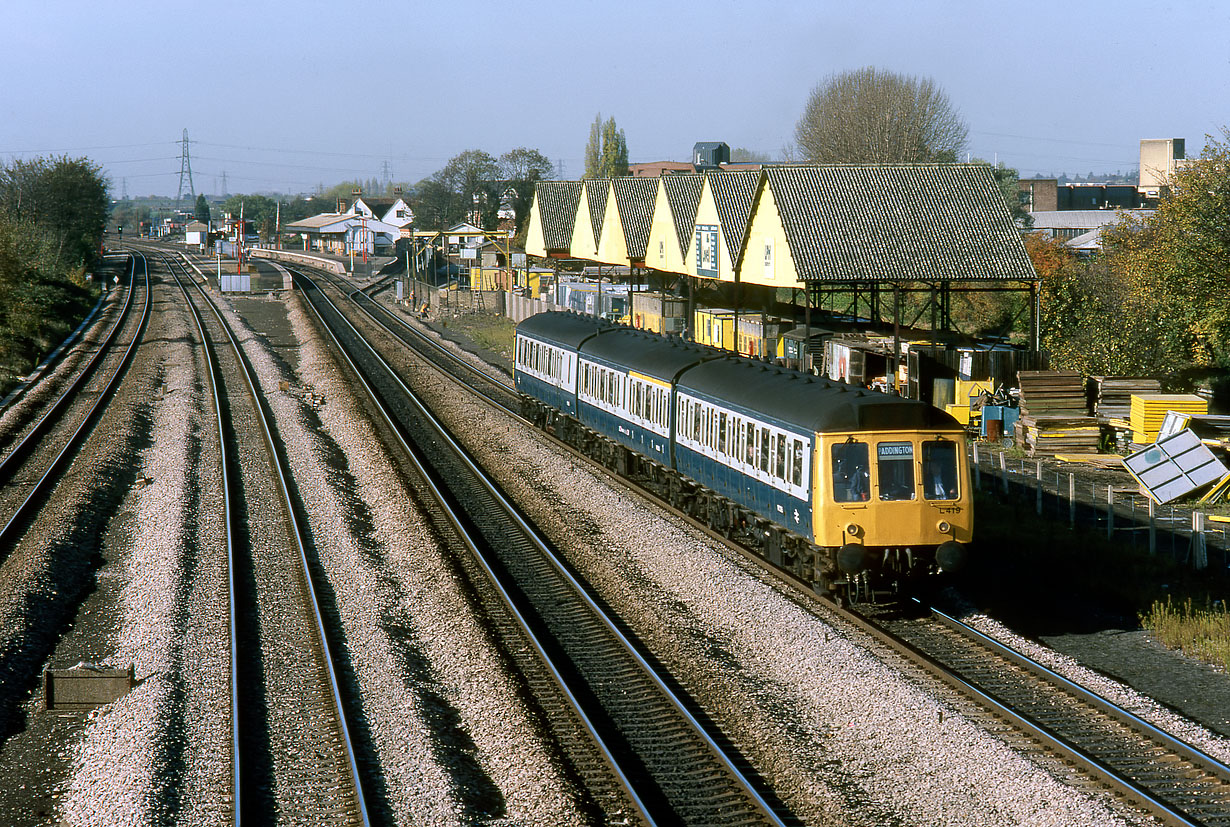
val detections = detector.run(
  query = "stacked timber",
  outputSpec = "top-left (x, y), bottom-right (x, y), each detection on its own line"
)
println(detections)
top-left (1130, 394), bottom-right (1207, 444)
top-left (1088, 376), bottom-right (1163, 420)
top-left (1016, 370), bottom-right (1100, 456)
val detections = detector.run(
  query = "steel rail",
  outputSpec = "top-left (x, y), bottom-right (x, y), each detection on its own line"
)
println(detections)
top-left (299, 270), bottom-right (787, 826)
top-left (920, 601), bottom-right (1230, 826)
top-left (158, 251), bottom-right (369, 826)
top-left (162, 254), bottom-right (243, 825)
top-left (303, 263), bottom-right (1230, 827)
top-left (296, 272), bottom-right (655, 824)
top-left (0, 255), bottom-right (138, 483)
top-left (309, 267), bottom-right (513, 402)
top-left (840, 600), bottom-right (1213, 827)
top-left (0, 252), bottom-right (149, 552)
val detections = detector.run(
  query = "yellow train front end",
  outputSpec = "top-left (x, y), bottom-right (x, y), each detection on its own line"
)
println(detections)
top-left (812, 428), bottom-right (973, 594)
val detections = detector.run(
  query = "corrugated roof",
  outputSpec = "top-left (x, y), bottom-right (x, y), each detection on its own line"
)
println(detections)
top-left (661, 173), bottom-right (705, 253)
top-left (533, 181), bottom-right (583, 251)
top-left (611, 177), bottom-right (659, 260)
top-left (706, 170), bottom-right (760, 260)
top-left (763, 164), bottom-right (1036, 282)
top-left (584, 179), bottom-right (611, 248)
top-left (1029, 209), bottom-right (1151, 230)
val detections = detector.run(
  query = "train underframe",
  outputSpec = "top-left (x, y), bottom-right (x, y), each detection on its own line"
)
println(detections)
top-left (523, 397), bottom-right (942, 603)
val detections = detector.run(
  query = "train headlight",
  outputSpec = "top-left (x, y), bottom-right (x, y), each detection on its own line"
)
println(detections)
top-left (845, 523), bottom-right (860, 537)
top-left (937, 520), bottom-right (952, 534)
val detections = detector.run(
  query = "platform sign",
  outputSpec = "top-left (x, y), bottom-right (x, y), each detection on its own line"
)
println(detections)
top-left (1124, 428), bottom-right (1228, 504)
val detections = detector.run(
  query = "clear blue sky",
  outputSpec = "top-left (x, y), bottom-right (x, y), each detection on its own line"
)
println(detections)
top-left (3, 0), bottom-right (1227, 197)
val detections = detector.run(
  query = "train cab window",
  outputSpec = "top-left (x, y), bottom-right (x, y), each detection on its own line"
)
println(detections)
top-left (923, 440), bottom-right (960, 500)
top-left (832, 441), bottom-right (869, 502)
top-left (877, 442), bottom-right (916, 501)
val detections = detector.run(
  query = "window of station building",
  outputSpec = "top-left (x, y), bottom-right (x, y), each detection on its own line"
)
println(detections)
top-left (877, 441), bottom-right (916, 501)
top-left (922, 440), bottom-right (960, 500)
top-left (832, 441), bottom-right (870, 502)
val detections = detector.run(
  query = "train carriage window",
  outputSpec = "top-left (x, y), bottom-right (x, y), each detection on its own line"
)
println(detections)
top-left (792, 439), bottom-right (804, 487)
top-left (832, 441), bottom-right (870, 502)
top-left (718, 412), bottom-right (727, 454)
top-left (745, 422), bottom-right (755, 466)
top-left (759, 427), bottom-right (770, 473)
top-left (775, 434), bottom-right (786, 480)
top-left (693, 403), bottom-right (701, 441)
top-left (923, 441), bottom-right (960, 500)
top-left (877, 442), bottom-right (916, 501)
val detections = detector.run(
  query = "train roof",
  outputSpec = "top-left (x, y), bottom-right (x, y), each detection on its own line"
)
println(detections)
top-left (581, 327), bottom-right (721, 383)
top-left (516, 310), bottom-right (615, 348)
top-left (678, 358), bottom-right (959, 433)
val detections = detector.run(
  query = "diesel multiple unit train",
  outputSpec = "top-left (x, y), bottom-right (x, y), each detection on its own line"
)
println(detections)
top-left (513, 311), bottom-right (972, 600)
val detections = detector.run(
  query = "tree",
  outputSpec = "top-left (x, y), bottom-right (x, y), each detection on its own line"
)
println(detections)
top-left (600, 117), bottom-right (628, 177)
top-left (1100, 131), bottom-right (1230, 371)
top-left (583, 113), bottom-right (629, 178)
top-left (0, 156), bottom-right (99, 393)
top-left (731, 147), bottom-right (772, 163)
top-left (222, 194), bottom-right (279, 240)
top-left (794, 67), bottom-right (968, 164)
top-left (0, 156), bottom-right (108, 268)
top-left (499, 148), bottom-right (554, 236)
top-left (584, 115), bottom-right (602, 178)
top-left (194, 194), bottom-right (211, 226)
top-left (411, 149), bottom-right (501, 231)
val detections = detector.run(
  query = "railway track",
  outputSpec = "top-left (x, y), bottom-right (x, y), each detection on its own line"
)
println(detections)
top-left (296, 270), bottom-right (791, 826)
top-left (156, 251), bottom-right (369, 825)
top-left (0, 253), bottom-right (148, 556)
top-left (317, 269), bottom-right (519, 409)
top-left (857, 601), bottom-right (1230, 827)
top-left (306, 268), bottom-right (1230, 826)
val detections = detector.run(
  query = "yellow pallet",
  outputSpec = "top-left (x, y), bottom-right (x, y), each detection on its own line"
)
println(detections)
top-left (1129, 394), bottom-right (1206, 441)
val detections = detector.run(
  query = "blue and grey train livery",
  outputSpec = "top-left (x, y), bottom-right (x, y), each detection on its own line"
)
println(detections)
top-left (514, 310), bottom-right (972, 597)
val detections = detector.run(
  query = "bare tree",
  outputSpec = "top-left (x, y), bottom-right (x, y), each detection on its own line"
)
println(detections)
top-left (794, 67), bottom-right (969, 164)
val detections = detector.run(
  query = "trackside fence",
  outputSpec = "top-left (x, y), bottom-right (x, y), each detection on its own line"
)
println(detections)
top-left (970, 444), bottom-right (1227, 572)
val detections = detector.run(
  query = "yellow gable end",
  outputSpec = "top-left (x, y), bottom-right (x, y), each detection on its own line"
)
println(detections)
top-left (572, 187), bottom-right (598, 261)
top-left (644, 182), bottom-right (684, 274)
top-left (525, 192), bottom-right (548, 258)
top-left (594, 189), bottom-right (628, 265)
top-left (737, 179), bottom-right (802, 288)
